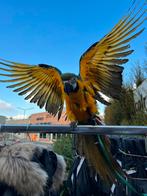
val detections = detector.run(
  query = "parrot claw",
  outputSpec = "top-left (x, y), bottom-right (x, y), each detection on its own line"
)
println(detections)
top-left (89, 114), bottom-right (103, 125)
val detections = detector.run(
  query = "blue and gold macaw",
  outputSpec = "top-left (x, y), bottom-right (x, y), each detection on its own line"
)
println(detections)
top-left (0, 2), bottom-right (146, 185)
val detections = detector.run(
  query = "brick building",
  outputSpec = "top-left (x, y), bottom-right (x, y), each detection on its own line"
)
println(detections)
top-left (29, 112), bottom-right (69, 125)
top-left (29, 112), bottom-right (69, 142)
top-left (5, 111), bottom-right (69, 143)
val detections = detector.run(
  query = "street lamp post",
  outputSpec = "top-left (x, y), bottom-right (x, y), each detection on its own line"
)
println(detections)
top-left (16, 107), bottom-right (34, 140)
top-left (17, 107), bottom-right (33, 119)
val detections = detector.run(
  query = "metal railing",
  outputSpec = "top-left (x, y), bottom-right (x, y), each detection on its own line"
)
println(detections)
top-left (0, 124), bottom-right (147, 135)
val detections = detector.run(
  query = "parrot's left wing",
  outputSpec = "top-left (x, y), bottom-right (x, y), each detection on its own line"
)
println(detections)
top-left (0, 59), bottom-right (64, 119)
top-left (79, 4), bottom-right (146, 103)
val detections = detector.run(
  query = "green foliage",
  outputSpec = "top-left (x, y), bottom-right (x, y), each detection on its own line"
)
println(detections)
top-left (53, 135), bottom-right (73, 171)
top-left (104, 86), bottom-right (147, 125)
top-left (105, 101), bottom-right (123, 125)
top-left (120, 87), bottom-right (136, 122)
top-left (131, 111), bottom-right (147, 125)
top-left (104, 57), bottom-right (147, 126)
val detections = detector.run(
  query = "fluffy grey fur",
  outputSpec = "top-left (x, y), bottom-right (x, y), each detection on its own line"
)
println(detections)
top-left (0, 142), bottom-right (66, 196)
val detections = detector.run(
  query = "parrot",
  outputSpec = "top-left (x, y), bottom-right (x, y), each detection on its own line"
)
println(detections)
top-left (0, 2), bottom-right (146, 185)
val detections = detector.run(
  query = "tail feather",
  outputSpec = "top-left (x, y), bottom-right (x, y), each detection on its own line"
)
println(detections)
top-left (78, 134), bottom-right (126, 185)
top-left (98, 135), bottom-right (126, 177)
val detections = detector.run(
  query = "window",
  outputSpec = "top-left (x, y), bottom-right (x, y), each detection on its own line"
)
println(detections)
top-left (40, 133), bottom-right (46, 138)
top-left (36, 117), bottom-right (44, 121)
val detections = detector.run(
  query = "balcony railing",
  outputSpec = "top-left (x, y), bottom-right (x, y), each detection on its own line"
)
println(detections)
top-left (0, 124), bottom-right (147, 135)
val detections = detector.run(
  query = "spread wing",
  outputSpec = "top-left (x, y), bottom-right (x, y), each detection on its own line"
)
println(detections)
top-left (80, 3), bottom-right (146, 103)
top-left (0, 59), bottom-right (64, 119)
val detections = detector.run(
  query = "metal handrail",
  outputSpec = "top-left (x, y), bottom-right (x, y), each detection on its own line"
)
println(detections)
top-left (0, 124), bottom-right (147, 135)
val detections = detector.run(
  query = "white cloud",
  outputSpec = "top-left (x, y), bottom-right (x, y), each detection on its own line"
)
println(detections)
top-left (0, 99), bottom-right (14, 111)
top-left (10, 115), bottom-right (25, 119)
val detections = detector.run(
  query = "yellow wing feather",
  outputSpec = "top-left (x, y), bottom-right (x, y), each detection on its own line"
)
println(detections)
top-left (80, 3), bottom-right (146, 100)
top-left (0, 59), bottom-right (64, 119)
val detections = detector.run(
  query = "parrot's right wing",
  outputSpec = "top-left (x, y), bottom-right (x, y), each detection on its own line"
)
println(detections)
top-left (0, 59), bottom-right (64, 119)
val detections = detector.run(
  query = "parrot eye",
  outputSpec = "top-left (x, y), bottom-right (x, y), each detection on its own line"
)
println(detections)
top-left (70, 77), bottom-right (76, 84)
top-left (69, 78), bottom-right (77, 89)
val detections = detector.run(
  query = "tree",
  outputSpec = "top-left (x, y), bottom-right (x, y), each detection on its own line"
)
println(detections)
top-left (120, 87), bottom-right (136, 123)
top-left (104, 59), bottom-right (147, 126)
top-left (104, 101), bottom-right (123, 125)
top-left (104, 86), bottom-right (136, 125)
top-left (105, 83), bottom-right (147, 125)
top-left (132, 62), bottom-right (145, 87)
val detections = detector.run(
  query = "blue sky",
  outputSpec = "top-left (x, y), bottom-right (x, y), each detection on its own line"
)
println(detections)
top-left (0, 0), bottom-right (146, 118)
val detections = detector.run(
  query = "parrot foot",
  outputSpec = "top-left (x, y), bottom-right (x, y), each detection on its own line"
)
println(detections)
top-left (89, 114), bottom-right (103, 125)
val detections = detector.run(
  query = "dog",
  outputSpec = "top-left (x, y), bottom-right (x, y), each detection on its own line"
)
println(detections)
top-left (0, 142), bottom-right (66, 196)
